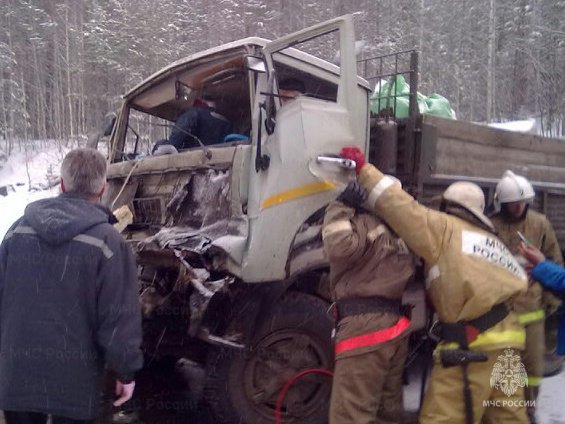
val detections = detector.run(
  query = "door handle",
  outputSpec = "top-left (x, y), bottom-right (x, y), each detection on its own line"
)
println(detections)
top-left (316, 155), bottom-right (356, 170)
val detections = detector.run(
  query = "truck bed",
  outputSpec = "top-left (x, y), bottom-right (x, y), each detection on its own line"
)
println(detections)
top-left (421, 114), bottom-right (565, 184)
top-left (370, 114), bottom-right (565, 247)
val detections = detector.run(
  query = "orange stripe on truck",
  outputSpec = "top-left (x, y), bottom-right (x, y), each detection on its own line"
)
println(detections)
top-left (261, 181), bottom-right (336, 210)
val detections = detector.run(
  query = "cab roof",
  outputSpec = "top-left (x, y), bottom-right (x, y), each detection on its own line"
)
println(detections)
top-left (123, 36), bottom-right (370, 102)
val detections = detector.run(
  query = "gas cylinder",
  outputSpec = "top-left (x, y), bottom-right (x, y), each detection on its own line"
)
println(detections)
top-left (374, 116), bottom-right (398, 175)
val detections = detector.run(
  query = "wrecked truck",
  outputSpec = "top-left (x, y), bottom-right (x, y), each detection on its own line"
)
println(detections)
top-left (103, 15), bottom-right (377, 424)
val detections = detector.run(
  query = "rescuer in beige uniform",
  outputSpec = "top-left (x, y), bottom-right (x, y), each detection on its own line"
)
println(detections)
top-left (323, 181), bottom-right (416, 424)
top-left (339, 146), bottom-right (529, 424)
top-left (489, 170), bottom-right (563, 424)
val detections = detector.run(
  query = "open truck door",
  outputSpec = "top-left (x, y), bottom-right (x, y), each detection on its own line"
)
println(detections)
top-left (242, 15), bottom-right (371, 282)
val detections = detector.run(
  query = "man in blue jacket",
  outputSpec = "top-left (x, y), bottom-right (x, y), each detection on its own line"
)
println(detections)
top-left (0, 148), bottom-right (143, 423)
top-left (520, 242), bottom-right (565, 356)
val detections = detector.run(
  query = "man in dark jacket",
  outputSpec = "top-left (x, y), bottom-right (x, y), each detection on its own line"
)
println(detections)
top-left (167, 97), bottom-right (232, 150)
top-left (278, 77), bottom-right (306, 105)
top-left (0, 148), bottom-right (143, 424)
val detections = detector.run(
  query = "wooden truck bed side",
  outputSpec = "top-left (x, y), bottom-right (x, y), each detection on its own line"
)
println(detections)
top-left (412, 114), bottom-right (565, 247)
top-left (420, 114), bottom-right (565, 184)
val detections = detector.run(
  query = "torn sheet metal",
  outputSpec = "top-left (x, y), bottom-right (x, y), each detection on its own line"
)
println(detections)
top-left (142, 169), bottom-right (248, 264)
top-left (174, 250), bottom-right (234, 336)
top-left (169, 169), bottom-right (231, 228)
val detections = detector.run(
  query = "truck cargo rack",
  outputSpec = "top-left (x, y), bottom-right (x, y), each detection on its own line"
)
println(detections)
top-left (357, 49), bottom-right (419, 121)
top-left (358, 50), bottom-right (422, 189)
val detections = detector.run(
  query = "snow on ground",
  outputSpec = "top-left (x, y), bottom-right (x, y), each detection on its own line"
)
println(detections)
top-left (0, 144), bottom-right (70, 239)
top-left (488, 118), bottom-right (537, 133)
top-left (538, 370), bottom-right (565, 424)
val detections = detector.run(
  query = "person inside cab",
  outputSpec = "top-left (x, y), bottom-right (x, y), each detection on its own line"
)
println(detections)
top-left (278, 77), bottom-right (306, 105)
top-left (153, 96), bottom-right (232, 154)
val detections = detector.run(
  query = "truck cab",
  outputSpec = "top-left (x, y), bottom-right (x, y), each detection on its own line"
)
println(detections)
top-left (105, 16), bottom-right (369, 281)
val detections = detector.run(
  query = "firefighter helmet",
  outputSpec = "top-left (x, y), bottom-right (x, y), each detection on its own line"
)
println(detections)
top-left (443, 181), bottom-right (494, 230)
top-left (493, 170), bottom-right (535, 212)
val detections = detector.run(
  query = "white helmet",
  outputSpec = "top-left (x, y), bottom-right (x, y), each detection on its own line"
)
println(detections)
top-left (494, 170), bottom-right (535, 212)
top-left (443, 181), bottom-right (494, 230)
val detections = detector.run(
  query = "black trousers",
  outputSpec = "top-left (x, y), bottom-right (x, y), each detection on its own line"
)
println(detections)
top-left (3, 411), bottom-right (93, 424)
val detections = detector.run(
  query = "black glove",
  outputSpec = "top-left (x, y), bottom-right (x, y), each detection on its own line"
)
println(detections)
top-left (336, 181), bottom-right (368, 208)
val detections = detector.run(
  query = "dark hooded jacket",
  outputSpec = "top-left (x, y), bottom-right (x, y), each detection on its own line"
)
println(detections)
top-left (168, 106), bottom-right (232, 149)
top-left (0, 193), bottom-right (143, 420)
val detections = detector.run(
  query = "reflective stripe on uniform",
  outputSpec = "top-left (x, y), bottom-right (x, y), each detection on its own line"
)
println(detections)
top-left (322, 220), bottom-right (353, 240)
top-left (470, 329), bottom-right (525, 349)
top-left (425, 265), bottom-right (441, 289)
top-left (527, 376), bottom-right (543, 387)
top-left (367, 175), bottom-right (400, 206)
top-left (5, 226), bottom-right (37, 239)
top-left (436, 329), bottom-right (526, 351)
top-left (5, 225), bottom-right (114, 259)
top-left (334, 316), bottom-right (411, 355)
top-left (73, 234), bottom-right (114, 259)
top-left (517, 309), bottom-right (545, 326)
top-left (367, 224), bottom-right (387, 242)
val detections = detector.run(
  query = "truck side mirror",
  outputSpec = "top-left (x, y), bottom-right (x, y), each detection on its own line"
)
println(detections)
top-left (255, 103), bottom-right (271, 172)
top-left (255, 71), bottom-right (276, 172)
top-left (244, 55), bottom-right (267, 73)
top-left (264, 71), bottom-right (276, 135)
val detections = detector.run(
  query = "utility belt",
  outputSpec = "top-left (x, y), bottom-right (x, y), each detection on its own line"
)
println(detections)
top-left (431, 303), bottom-right (509, 368)
top-left (334, 296), bottom-right (410, 321)
top-left (430, 303), bottom-right (509, 351)
top-left (330, 296), bottom-right (412, 355)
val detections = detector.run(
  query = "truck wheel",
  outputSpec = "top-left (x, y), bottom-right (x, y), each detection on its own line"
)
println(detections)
top-left (205, 291), bottom-right (334, 424)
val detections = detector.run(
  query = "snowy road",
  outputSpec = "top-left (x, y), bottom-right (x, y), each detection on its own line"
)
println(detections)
top-left (1, 368), bottom-right (564, 423)
top-left (538, 370), bottom-right (565, 424)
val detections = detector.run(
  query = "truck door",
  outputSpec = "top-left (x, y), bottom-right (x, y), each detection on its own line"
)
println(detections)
top-left (242, 15), bottom-right (371, 282)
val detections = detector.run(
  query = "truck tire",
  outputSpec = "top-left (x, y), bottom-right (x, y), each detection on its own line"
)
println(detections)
top-left (204, 291), bottom-right (334, 424)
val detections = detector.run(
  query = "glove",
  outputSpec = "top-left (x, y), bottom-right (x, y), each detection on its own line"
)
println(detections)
top-left (340, 146), bottom-right (366, 174)
top-left (336, 181), bottom-right (368, 208)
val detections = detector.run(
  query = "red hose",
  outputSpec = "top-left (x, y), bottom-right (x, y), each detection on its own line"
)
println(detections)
top-left (274, 368), bottom-right (334, 424)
